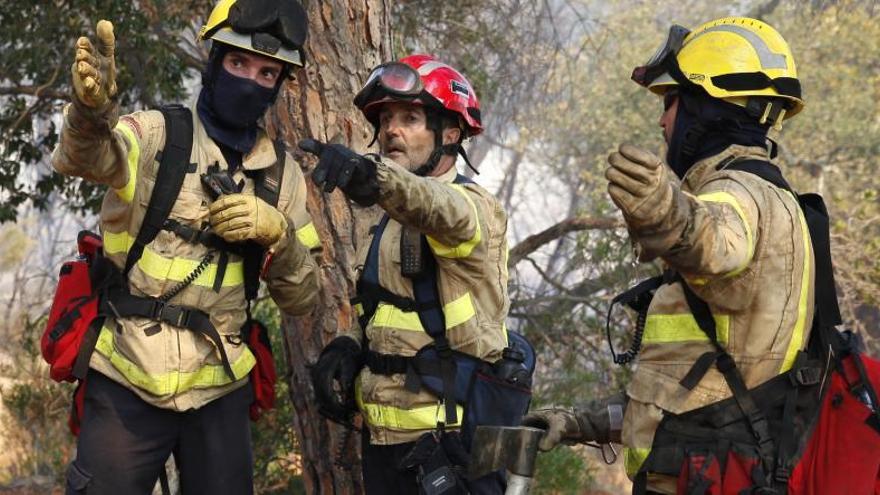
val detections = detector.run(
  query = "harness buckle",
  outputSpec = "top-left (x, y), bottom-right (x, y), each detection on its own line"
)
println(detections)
top-left (792, 366), bottom-right (822, 386)
top-left (151, 301), bottom-right (189, 328)
top-left (774, 466), bottom-right (791, 484)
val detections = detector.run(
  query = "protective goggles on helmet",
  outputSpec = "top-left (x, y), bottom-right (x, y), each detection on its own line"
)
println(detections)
top-left (631, 24), bottom-right (690, 87)
top-left (354, 62), bottom-right (424, 109)
top-left (227, 0), bottom-right (308, 50)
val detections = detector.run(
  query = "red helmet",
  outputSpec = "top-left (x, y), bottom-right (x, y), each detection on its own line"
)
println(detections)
top-left (354, 54), bottom-right (483, 137)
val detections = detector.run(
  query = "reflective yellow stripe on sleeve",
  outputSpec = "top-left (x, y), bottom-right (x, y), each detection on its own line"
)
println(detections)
top-left (642, 313), bottom-right (730, 345)
top-left (780, 194), bottom-right (812, 372)
top-left (426, 184), bottom-right (482, 258)
top-left (114, 123), bottom-right (140, 204)
top-left (295, 222), bottom-right (321, 250)
top-left (624, 447), bottom-right (652, 477)
top-left (369, 292), bottom-right (476, 332)
top-left (94, 324), bottom-right (255, 396)
top-left (696, 191), bottom-right (755, 278)
top-left (102, 230), bottom-right (244, 288)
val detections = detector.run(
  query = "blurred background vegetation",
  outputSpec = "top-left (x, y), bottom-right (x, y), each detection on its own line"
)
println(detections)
top-left (0, 0), bottom-right (877, 493)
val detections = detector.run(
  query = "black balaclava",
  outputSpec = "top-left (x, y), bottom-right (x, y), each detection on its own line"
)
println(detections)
top-left (667, 88), bottom-right (771, 179)
top-left (197, 43), bottom-right (288, 154)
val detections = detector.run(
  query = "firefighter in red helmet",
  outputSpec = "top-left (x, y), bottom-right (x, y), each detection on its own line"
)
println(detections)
top-left (301, 55), bottom-right (517, 494)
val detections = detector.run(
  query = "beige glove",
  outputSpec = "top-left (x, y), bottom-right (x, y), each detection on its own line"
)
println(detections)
top-left (72, 20), bottom-right (118, 110)
top-left (522, 393), bottom-right (626, 451)
top-left (606, 144), bottom-right (674, 228)
top-left (209, 194), bottom-right (289, 248)
top-left (521, 407), bottom-right (587, 452)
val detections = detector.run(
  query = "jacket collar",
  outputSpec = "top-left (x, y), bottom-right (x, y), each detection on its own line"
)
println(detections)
top-left (682, 144), bottom-right (772, 192)
top-left (190, 98), bottom-right (278, 172)
top-left (435, 162), bottom-right (459, 183)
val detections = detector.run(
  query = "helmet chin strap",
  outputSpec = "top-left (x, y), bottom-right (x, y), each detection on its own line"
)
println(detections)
top-left (413, 143), bottom-right (461, 177)
top-left (412, 114), bottom-right (479, 177)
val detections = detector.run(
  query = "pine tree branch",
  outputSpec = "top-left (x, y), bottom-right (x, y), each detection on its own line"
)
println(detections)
top-left (507, 215), bottom-right (622, 267)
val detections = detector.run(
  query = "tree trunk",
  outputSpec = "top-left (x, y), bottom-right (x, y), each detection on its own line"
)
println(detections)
top-left (264, 1), bottom-right (391, 493)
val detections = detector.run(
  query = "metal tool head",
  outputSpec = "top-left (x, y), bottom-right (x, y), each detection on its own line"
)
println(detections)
top-left (467, 426), bottom-right (545, 480)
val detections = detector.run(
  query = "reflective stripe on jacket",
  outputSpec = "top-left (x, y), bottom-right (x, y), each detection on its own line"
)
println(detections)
top-left (51, 98), bottom-right (321, 411)
top-left (619, 145), bottom-right (815, 482)
top-left (352, 159), bottom-right (509, 445)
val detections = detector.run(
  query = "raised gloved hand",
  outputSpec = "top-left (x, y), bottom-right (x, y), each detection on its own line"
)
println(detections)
top-left (209, 193), bottom-right (288, 247)
top-left (298, 139), bottom-right (380, 206)
top-left (606, 144), bottom-right (674, 228)
top-left (71, 20), bottom-right (118, 110)
top-left (311, 336), bottom-right (363, 423)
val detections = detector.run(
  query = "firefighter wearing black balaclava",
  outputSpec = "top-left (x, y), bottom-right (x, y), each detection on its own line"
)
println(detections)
top-left (525, 17), bottom-right (814, 494)
top-left (51, 1), bottom-right (320, 493)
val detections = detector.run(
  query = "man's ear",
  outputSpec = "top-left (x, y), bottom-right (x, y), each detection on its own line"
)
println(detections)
top-left (441, 126), bottom-right (462, 146)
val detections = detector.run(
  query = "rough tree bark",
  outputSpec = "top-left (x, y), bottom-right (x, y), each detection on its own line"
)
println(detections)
top-left (264, 1), bottom-right (392, 493)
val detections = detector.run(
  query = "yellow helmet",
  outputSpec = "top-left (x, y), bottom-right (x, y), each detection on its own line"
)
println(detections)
top-left (198, 0), bottom-right (307, 67)
top-left (632, 17), bottom-right (803, 126)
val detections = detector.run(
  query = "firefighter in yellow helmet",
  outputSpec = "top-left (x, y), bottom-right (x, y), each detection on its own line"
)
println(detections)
top-left (52, 1), bottom-right (319, 493)
top-left (525, 17), bottom-right (816, 494)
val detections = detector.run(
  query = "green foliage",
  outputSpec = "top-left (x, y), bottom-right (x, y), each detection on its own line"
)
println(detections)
top-left (0, 317), bottom-right (75, 488)
top-left (532, 446), bottom-right (592, 494)
top-left (250, 297), bottom-right (306, 494)
top-left (0, 0), bottom-right (209, 222)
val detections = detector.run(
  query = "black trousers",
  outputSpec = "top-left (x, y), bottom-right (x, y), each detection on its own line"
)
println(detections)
top-left (361, 430), bottom-right (505, 495)
top-left (66, 370), bottom-right (254, 495)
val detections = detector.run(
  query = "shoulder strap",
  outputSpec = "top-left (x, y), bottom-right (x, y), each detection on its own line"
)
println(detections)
top-left (123, 104), bottom-right (193, 277)
top-left (726, 159), bottom-right (843, 342)
top-left (253, 140), bottom-right (285, 207)
top-left (242, 140), bottom-right (286, 302)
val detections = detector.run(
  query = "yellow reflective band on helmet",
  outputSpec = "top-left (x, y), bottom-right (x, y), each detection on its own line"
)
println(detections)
top-left (370, 292), bottom-right (476, 332)
top-left (427, 184), bottom-right (482, 259)
top-left (114, 123), bottom-right (140, 204)
top-left (642, 313), bottom-right (730, 345)
top-left (102, 230), bottom-right (244, 288)
top-left (780, 195), bottom-right (812, 372)
top-left (624, 447), bottom-right (652, 477)
top-left (697, 191), bottom-right (754, 278)
top-left (295, 222), bottom-right (321, 249)
top-left (94, 324), bottom-right (254, 396)
top-left (357, 392), bottom-right (463, 430)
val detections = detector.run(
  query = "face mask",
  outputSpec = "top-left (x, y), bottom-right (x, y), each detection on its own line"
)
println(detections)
top-left (209, 66), bottom-right (277, 129)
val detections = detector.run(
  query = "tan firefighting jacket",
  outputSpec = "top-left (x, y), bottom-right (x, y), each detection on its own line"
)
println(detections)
top-left (51, 98), bottom-right (321, 411)
top-left (350, 159), bottom-right (510, 445)
top-left (619, 145), bottom-right (815, 490)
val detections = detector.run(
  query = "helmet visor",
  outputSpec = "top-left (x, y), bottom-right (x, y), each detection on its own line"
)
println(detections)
top-left (632, 24), bottom-right (690, 87)
top-left (354, 62), bottom-right (423, 109)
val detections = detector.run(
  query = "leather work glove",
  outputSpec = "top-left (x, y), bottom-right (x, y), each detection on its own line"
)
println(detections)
top-left (521, 407), bottom-right (589, 452)
top-left (311, 336), bottom-right (363, 423)
top-left (606, 144), bottom-right (674, 228)
top-left (522, 394), bottom-right (626, 451)
top-left (298, 139), bottom-right (380, 206)
top-left (71, 20), bottom-right (118, 110)
top-left (209, 193), bottom-right (288, 247)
